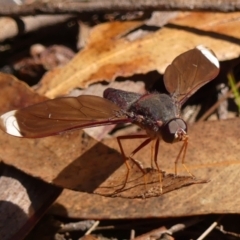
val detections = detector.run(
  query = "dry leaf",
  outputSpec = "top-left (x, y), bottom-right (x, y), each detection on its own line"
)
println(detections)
top-left (1, 73), bottom-right (240, 201)
top-left (37, 21), bottom-right (143, 97)
top-left (0, 73), bottom-right (206, 198)
top-left (0, 73), bottom-right (47, 111)
top-left (36, 12), bottom-right (240, 98)
top-left (52, 119), bottom-right (240, 218)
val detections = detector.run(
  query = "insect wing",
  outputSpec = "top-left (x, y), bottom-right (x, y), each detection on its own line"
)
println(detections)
top-left (0, 95), bottom-right (130, 138)
top-left (163, 45), bottom-right (220, 106)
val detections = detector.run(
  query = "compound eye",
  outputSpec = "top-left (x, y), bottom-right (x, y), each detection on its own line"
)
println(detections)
top-left (161, 118), bottom-right (187, 143)
top-left (175, 118), bottom-right (187, 132)
top-left (161, 120), bottom-right (178, 143)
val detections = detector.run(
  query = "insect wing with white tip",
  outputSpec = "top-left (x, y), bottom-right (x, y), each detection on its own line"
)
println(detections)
top-left (163, 46), bottom-right (220, 108)
top-left (0, 95), bottom-right (130, 138)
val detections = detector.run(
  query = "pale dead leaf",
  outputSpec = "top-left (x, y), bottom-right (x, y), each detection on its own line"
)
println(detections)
top-left (171, 11), bottom-right (240, 40)
top-left (37, 21), bottom-right (144, 97)
top-left (37, 12), bottom-right (240, 98)
top-left (0, 164), bottom-right (61, 240)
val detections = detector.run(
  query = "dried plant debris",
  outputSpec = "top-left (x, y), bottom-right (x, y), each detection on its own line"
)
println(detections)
top-left (98, 170), bottom-right (209, 199)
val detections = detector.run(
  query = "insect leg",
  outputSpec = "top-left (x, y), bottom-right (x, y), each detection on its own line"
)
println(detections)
top-left (174, 137), bottom-right (195, 177)
top-left (151, 140), bottom-right (155, 169)
top-left (152, 138), bottom-right (163, 193)
top-left (181, 139), bottom-right (195, 177)
top-left (116, 134), bottom-right (150, 191)
top-left (174, 141), bottom-right (185, 175)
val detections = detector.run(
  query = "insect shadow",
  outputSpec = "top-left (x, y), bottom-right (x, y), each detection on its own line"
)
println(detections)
top-left (52, 140), bottom-right (129, 193)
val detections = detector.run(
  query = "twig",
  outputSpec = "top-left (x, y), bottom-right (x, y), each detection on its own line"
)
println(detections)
top-left (130, 229), bottom-right (136, 240)
top-left (0, 14), bottom-right (75, 42)
top-left (196, 215), bottom-right (223, 240)
top-left (85, 221), bottom-right (100, 235)
top-left (132, 217), bottom-right (203, 240)
top-left (1, 0), bottom-right (240, 16)
top-left (132, 226), bottom-right (169, 240)
top-left (197, 81), bottom-right (240, 122)
top-left (59, 220), bottom-right (96, 233)
top-left (216, 225), bottom-right (240, 238)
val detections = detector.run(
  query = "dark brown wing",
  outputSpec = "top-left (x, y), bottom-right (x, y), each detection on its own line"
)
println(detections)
top-left (0, 95), bottom-right (130, 138)
top-left (163, 46), bottom-right (220, 109)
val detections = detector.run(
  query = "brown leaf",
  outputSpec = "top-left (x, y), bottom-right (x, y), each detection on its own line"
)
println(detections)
top-left (50, 115), bottom-right (240, 217)
top-left (52, 120), bottom-right (240, 218)
top-left (1, 73), bottom-right (240, 202)
top-left (0, 73), bottom-right (47, 112)
top-left (36, 12), bottom-right (240, 98)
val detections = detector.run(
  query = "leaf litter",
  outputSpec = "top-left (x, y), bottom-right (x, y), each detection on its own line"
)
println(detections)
top-left (1, 9), bottom-right (240, 240)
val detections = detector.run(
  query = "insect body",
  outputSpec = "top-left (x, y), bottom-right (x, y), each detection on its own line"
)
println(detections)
top-left (0, 45), bottom-right (220, 192)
